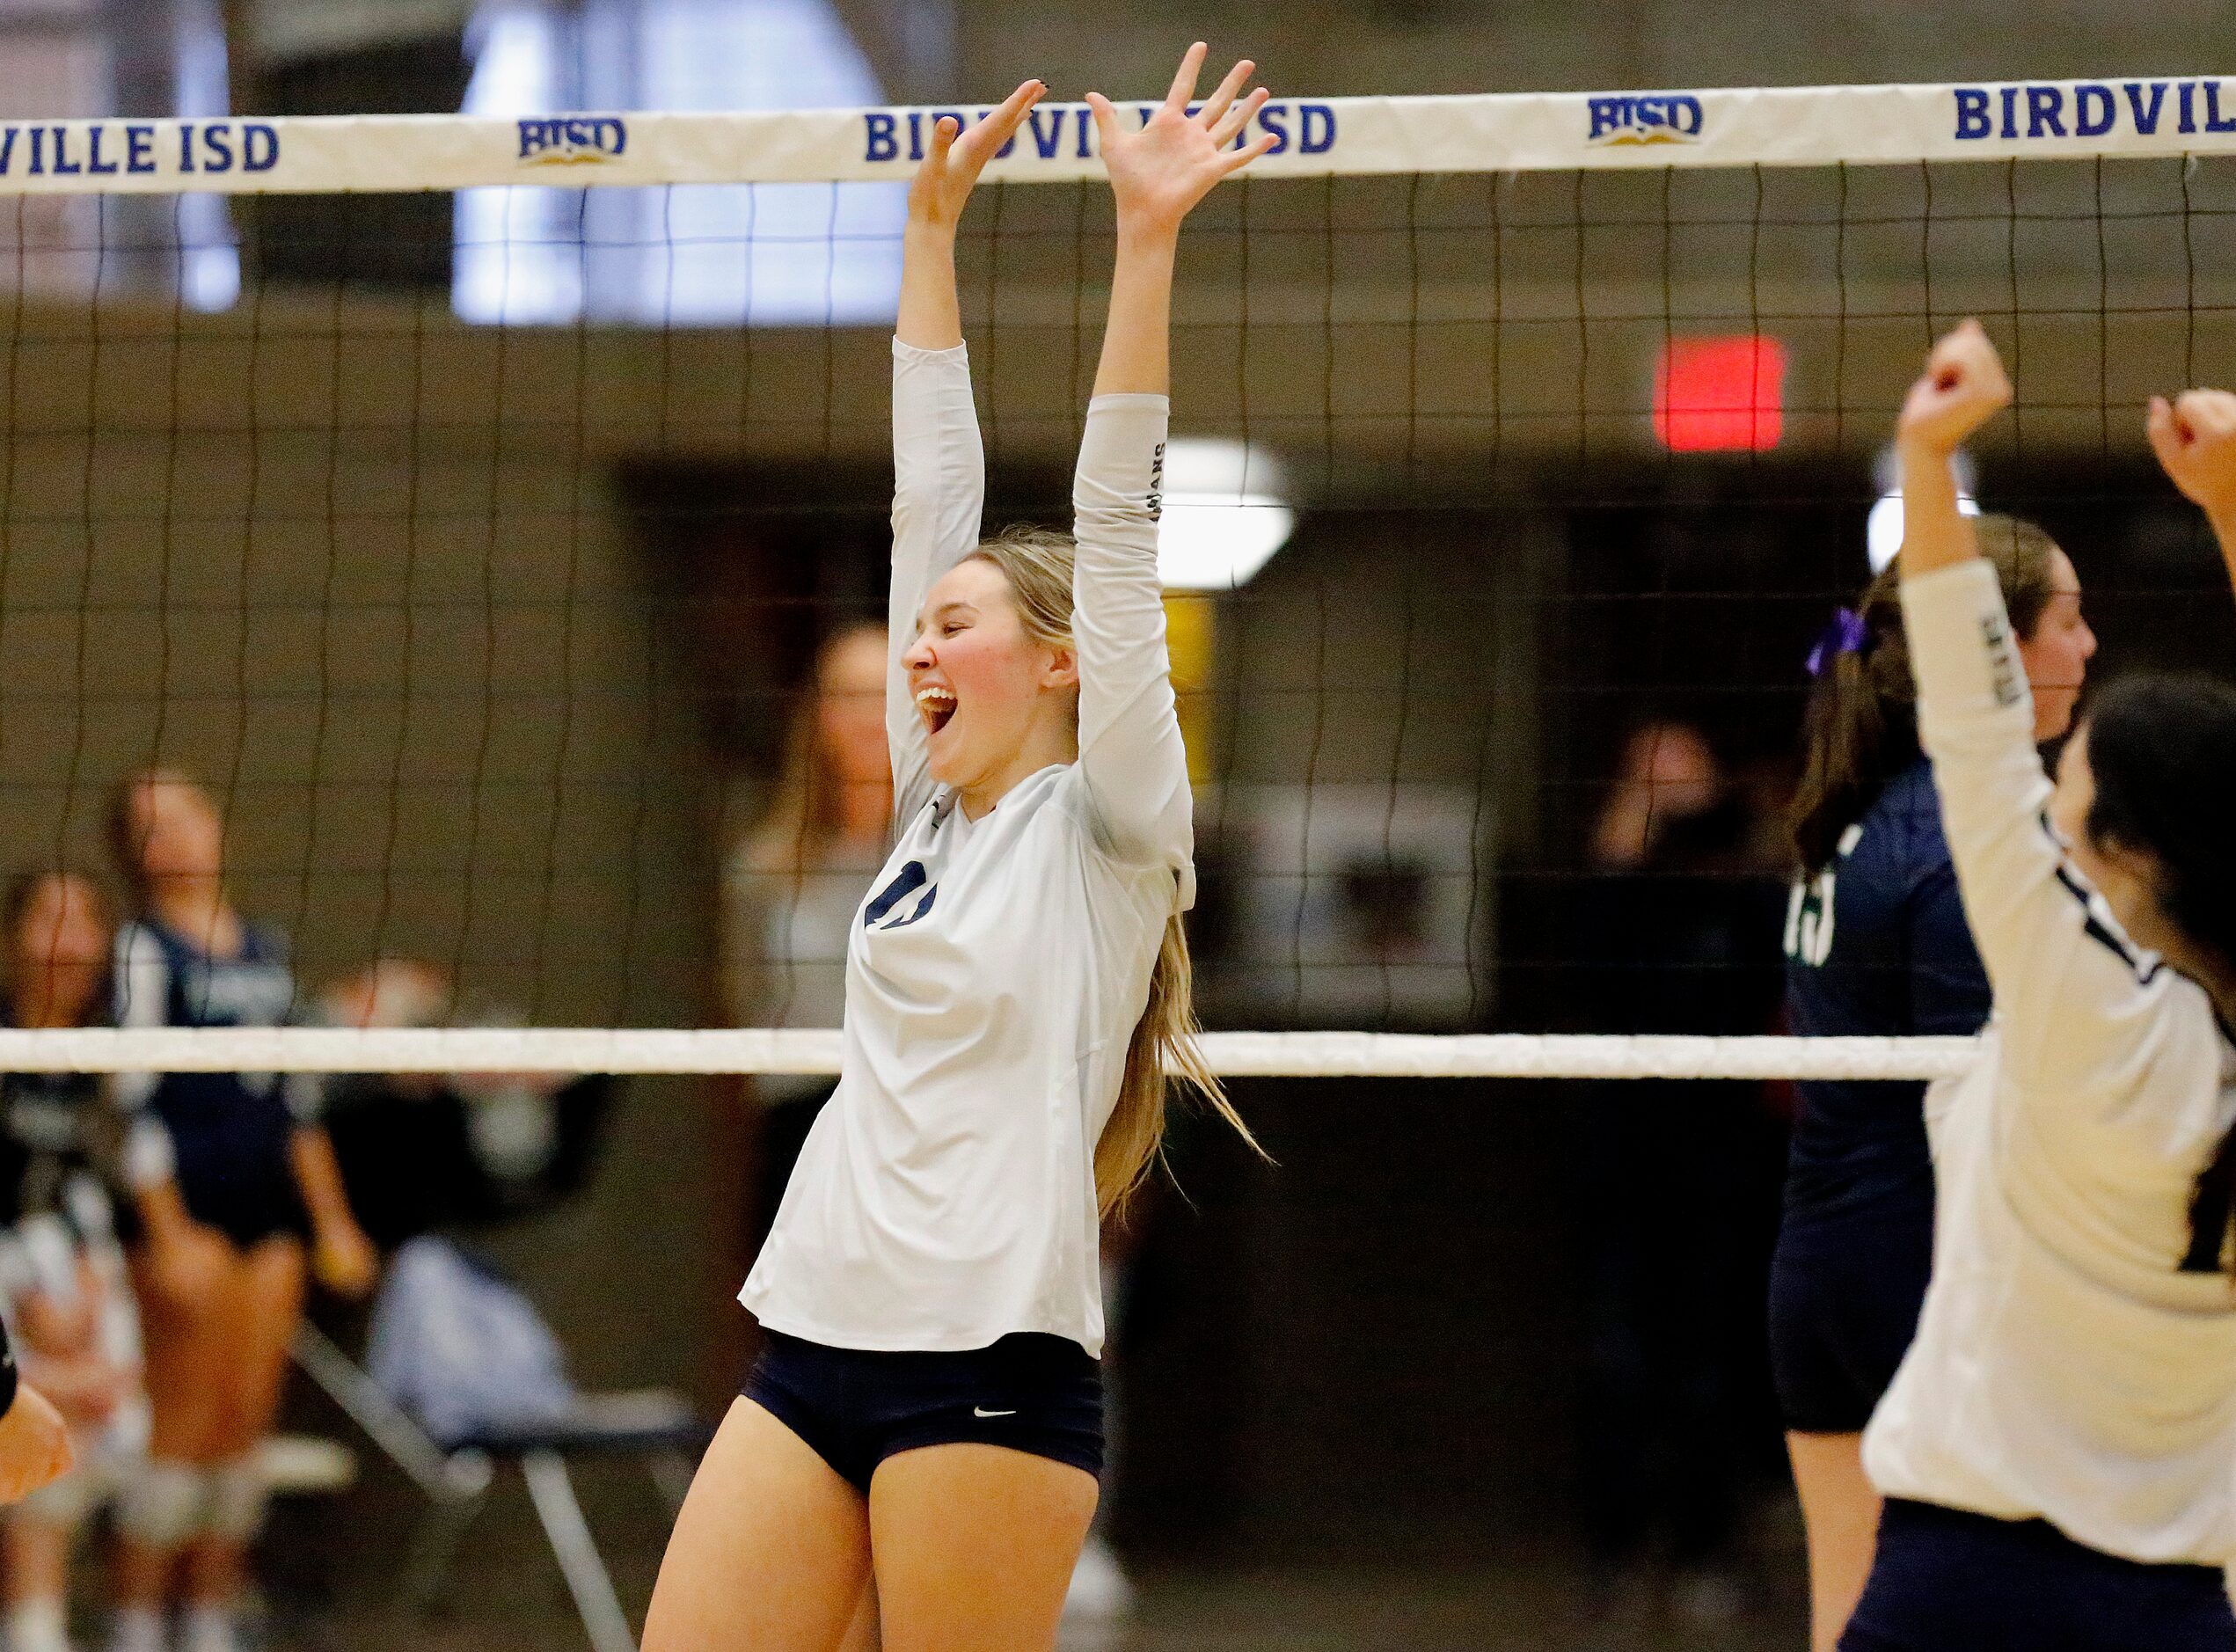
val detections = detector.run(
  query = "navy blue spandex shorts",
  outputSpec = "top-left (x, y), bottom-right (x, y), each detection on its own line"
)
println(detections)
top-left (1768, 1208), bottom-right (1933, 1435)
top-left (1838, 1499), bottom-right (2236, 1652)
top-left (743, 1329), bottom-right (1103, 1494)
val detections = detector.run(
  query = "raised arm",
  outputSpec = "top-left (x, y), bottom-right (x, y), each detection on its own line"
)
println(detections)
top-left (2147, 388), bottom-right (2236, 606)
top-left (886, 81), bottom-right (1044, 825)
top-left (1068, 48), bottom-right (1273, 880)
top-left (1895, 323), bottom-right (2165, 1091)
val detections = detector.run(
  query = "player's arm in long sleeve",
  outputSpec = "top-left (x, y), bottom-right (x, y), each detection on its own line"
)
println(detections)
top-left (1074, 48), bottom-right (1275, 879)
top-left (1071, 388), bottom-right (1187, 874)
top-left (1896, 323), bottom-right (2163, 1093)
top-left (885, 338), bottom-right (983, 826)
top-left (886, 83), bottom-right (1045, 826)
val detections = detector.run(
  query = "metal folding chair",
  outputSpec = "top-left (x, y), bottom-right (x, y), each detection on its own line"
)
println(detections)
top-left (293, 1322), bottom-right (702, 1652)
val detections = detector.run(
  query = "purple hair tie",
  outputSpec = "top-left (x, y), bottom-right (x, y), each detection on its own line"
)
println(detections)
top-left (1805, 606), bottom-right (1870, 679)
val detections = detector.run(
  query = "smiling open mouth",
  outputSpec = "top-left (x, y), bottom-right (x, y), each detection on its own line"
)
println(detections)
top-left (916, 685), bottom-right (957, 735)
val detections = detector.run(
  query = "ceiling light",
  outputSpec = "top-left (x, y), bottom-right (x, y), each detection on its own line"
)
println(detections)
top-left (1157, 438), bottom-right (1294, 591)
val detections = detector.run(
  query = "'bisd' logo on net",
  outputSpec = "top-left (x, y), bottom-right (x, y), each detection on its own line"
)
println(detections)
top-left (517, 116), bottom-right (629, 166)
top-left (1587, 94), bottom-right (1705, 146)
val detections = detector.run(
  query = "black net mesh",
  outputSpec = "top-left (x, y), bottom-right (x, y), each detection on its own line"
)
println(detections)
top-left (1, 156), bottom-right (2232, 1042)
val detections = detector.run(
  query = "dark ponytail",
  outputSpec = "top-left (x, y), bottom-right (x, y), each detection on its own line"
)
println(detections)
top-left (1789, 515), bottom-right (2062, 871)
top-left (2086, 674), bottom-right (2236, 1279)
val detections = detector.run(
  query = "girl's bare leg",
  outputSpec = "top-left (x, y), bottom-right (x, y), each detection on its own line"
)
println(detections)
top-left (182, 1238), bottom-right (303, 1611)
top-left (840, 1583), bottom-right (880, 1652)
top-left (5, 1515), bottom-right (70, 1605)
top-left (643, 1399), bottom-right (872, 1652)
top-left (868, 1444), bottom-right (1096, 1652)
top-left (4, 1514), bottom-right (75, 1652)
top-left (1789, 1430), bottom-right (1881, 1652)
top-left (117, 1250), bottom-right (235, 1614)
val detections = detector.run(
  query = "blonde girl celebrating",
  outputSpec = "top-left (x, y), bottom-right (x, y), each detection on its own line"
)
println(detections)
top-left (647, 48), bottom-right (1272, 1652)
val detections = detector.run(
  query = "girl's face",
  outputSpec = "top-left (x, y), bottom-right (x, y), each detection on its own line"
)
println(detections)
top-left (902, 558), bottom-right (1076, 793)
top-left (128, 777), bottom-right (225, 888)
top-left (2018, 547), bottom-right (2097, 744)
top-left (816, 627), bottom-right (892, 790)
top-left (13, 874), bottom-right (107, 1004)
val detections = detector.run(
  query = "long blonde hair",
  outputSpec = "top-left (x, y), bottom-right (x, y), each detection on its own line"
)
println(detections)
top-left (742, 622), bottom-right (889, 883)
top-left (969, 525), bottom-right (1266, 1217)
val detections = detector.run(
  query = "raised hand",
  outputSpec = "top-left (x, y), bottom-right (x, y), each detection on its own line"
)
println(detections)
top-left (2148, 390), bottom-right (2236, 523)
top-left (1896, 319), bottom-right (2013, 457)
top-left (907, 78), bottom-right (1046, 230)
top-left (0, 1386), bottom-right (72, 1505)
top-left (1087, 43), bottom-right (1276, 237)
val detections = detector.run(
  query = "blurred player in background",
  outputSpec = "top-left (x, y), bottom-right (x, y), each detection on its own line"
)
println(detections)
top-left (1776, 522), bottom-right (2094, 1648)
top-left (0, 872), bottom-right (143, 1652)
top-left (105, 771), bottom-right (376, 1652)
top-left (722, 621), bottom-right (892, 1264)
top-left (1575, 720), bottom-right (1787, 1618)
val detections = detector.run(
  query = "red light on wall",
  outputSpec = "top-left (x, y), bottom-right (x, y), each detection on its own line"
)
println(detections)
top-left (1654, 334), bottom-right (1787, 452)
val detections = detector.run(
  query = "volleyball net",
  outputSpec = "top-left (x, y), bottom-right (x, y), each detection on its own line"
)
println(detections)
top-left (4, 78), bottom-right (2234, 1079)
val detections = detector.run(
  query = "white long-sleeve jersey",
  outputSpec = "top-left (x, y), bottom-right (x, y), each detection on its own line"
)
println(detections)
top-left (739, 340), bottom-right (1188, 1357)
top-left (1863, 558), bottom-right (2236, 1565)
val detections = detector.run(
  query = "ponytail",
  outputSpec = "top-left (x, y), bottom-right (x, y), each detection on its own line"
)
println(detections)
top-left (966, 524), bottom-right (1268, 1217)
top-left (1100, 909), bottom-right (1263, 1219)
top-left (1789, 515), bottom-right (2060, 871)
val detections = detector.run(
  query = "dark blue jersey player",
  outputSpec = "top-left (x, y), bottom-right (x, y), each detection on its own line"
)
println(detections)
top-left (104, 770), bottom-right (376, 1652)
top-left (113, 916), bottom-right (312, 1251)
top-left (1772, 525), bottom-right (2096, 1652)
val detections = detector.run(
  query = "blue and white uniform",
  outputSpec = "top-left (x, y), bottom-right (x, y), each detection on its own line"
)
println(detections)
top-left (742, 340), bottom-right (1186, 1362)
top-left (113, 919), bottom-right (315, 1249)
top-left (737, 339), bottom-right (1187, 1484)
top-left (1844, 559), bottom-right (2236, 1648)
top-left (1771, 758), bottom-right (1988, 1433)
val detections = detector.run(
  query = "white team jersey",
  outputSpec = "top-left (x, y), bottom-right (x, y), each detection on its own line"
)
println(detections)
top-left (739, 340), bottom-right (1188, 1357)
top-left (1864, 559), bottom-right (2236, 1565)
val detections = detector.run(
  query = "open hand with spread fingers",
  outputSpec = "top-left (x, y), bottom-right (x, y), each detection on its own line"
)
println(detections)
top-left (908, 78), bottom-right (1046, 230)
top-left (1087, 43), bottom-right (1277, 237)
top-left (1896, 319), bottom-right (2013, 458)
top-left (2148, 389), bottom-right (2236, 525)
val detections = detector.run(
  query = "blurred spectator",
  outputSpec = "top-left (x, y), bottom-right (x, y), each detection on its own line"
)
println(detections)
top-left (317, 960), bottom-right (614, 1248)
top-left (1590, 722), bottom-right (1727, 871)
top-left (0, 871), bottom-right (144, 1652)
top-left (1567, 721), bottom-right (1788, 1619)
top-left (106, 770), bottom-right (377, 1652)
top-left (720, 621), bottom-right (890, 1261)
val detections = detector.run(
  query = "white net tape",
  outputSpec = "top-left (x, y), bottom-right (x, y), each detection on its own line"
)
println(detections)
top-left (0, 1029), bottom-right (1980, 1081)
top-left (0, 77), bottom-right (2229, 196)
